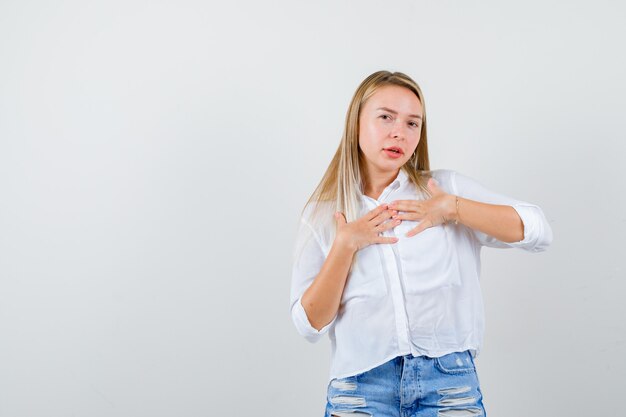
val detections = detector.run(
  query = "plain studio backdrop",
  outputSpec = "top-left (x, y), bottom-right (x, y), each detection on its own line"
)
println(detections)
top-left (0, 1), bottom-right (624, 416)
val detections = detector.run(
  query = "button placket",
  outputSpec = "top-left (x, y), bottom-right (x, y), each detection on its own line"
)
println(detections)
top-left (379, 181), bottom-right (400, 238)
top-left (375, 183), bottom-right (414, 353)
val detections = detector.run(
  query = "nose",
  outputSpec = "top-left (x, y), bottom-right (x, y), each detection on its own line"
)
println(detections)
top-left (390, 121), bottom-right (406, 140)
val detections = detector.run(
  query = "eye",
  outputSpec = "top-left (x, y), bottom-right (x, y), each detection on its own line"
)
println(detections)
top-left (380, 114), bottom-right (392, 120)
top-left (409, 121), bottom-right (420, 128)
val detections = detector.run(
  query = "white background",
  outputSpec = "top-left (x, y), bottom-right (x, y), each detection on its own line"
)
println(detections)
top-left (0, 1), bottom-right (624, 416)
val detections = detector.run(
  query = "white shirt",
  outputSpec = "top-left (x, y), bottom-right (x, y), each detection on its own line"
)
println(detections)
top-left (289, 168), bottom-right (553, 384)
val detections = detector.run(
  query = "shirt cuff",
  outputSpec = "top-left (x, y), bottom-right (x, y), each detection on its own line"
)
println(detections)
top-left (511, 204), bottom-right (536, 245)
top-left (292, 296), bottom-right (336, 343)
top-left (507, 204), bottom-right (551, 251)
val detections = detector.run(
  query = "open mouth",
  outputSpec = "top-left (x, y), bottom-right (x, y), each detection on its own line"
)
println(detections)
top-left (384, 147), bottom-right (403, 154)
top-left (383, 147), bottom-right (403, 158)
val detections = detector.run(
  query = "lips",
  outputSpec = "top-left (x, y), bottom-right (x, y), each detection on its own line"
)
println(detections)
top-left (383, 146), bottom-right (403, 154)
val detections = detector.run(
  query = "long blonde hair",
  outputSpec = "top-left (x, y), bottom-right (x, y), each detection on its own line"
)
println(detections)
top-left (301, 70), bottom-right (434, 241)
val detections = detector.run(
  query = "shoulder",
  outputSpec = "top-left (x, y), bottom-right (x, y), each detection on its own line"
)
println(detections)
top-left (301, 200), bottom-right (335, 224)
top-left (294, 200), bottom-right (337, 252)
top-left (420, 168), bottom-right (459, 194)
top-left (299, 200), bottom-right (336, 243)
top-left (429, 168), bottom-right (458, 180)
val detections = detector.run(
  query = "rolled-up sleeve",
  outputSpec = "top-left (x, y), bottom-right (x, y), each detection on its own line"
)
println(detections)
top-left (289, 218), bottom-right (336, 343)
top-left (450, 170), bottom-right (553, 252)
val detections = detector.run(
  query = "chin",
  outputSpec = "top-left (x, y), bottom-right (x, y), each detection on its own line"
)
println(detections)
top-left (386, 156), bottom-right (408, 166)
top-left (380, 161), bottom-right (406, 171)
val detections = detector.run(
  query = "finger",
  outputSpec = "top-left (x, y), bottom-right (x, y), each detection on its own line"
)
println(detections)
top-left (375, 218), bottom-right (401, 232)
top-left (393, 211), bottom-right (422, 222)
top-left (334, 211), bottom-right (347, 225)
top-left (427, 178), bottom-right (445, 195)
top-left (405, 218), bottom-right (433, 237)
top-left (388, 200), bottom-right (419, 212)
top-left (370, 209), bottom-right (397, 226)
top-left (375, 236), bottom-right (399, 244)
top-left (365, 204), bottom-right (389, 221)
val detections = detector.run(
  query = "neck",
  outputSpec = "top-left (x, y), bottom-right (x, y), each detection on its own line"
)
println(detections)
top-left (363, 167), bottom-right (400, 200)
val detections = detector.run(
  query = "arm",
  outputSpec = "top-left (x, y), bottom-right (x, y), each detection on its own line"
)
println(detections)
top-left (289, 219), bottom-right (355, 342)
top-left (449, 170), bottom-right (553, 251)
top-left (301, 234), bottom-right (356, 330)
top-left (447, 197), bottom-right (525, 243)
top-left (290, 204), bottom-right (397, 341)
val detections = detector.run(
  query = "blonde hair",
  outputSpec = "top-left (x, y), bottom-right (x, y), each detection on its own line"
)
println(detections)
top-left (301, 70), bottom-right (434, 238)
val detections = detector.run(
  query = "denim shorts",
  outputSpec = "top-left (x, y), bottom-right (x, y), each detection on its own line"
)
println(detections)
top-left (324, 350), bottom-right (487, 417)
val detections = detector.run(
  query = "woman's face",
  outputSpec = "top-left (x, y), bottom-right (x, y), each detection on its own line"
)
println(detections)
top-left (358, 85), bottom-right (423, 176)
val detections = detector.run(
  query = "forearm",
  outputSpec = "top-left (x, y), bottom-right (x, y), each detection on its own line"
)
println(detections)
top-left (449, 196), bottom-right (524, 243)
top-left (300, 237), bottom-right (356, 331)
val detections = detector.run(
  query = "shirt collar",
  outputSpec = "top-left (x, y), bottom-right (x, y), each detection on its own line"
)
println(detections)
top-left (360, 169), bottom-right (409, 202)
top-left (394, 169), bottom-right (409, 188)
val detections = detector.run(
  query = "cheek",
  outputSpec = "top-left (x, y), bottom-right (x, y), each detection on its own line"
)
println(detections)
top-left (359, 139), bottom-right (376, 158)
top-left (361, 120), bottom-right (384, 136)
top-left (409, 134), bottom-right (421, 151)
top-left (358, 131), bottom-right (379, 154)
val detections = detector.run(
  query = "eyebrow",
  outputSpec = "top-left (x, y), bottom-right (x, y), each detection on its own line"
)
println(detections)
top-left (376, 107), bottom-right (422, 119)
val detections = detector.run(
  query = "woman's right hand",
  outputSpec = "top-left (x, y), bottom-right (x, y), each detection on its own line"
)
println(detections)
top-left (334, 204), bottom-right (401, 252)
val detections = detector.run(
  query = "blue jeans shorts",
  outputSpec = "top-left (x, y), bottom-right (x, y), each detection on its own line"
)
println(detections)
top-left (324, 350), bottom-right (487, 417)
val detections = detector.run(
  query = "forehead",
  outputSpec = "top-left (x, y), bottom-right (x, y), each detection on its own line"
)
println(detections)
top-left (363, 85), bottom-right (423, 116)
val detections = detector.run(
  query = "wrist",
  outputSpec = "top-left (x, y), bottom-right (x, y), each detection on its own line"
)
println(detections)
top-left (333, 232), bottom-right (358, 254)
top-left (448, 195), bottom-right (461, 224)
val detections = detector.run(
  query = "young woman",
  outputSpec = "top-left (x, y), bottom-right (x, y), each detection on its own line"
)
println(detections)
top-left (289, 70), bottom-right (553, 417)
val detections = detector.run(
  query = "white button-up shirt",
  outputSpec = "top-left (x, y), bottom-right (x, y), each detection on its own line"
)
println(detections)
top-left (289, 169), bottom-right (553, 384)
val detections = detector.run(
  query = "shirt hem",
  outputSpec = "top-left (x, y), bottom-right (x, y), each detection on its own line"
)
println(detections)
top-left (327, 345), bottom-right (482, 385)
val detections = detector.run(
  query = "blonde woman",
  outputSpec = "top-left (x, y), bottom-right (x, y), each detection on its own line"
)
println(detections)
top-left (289, 70), bottom-right (553, 417)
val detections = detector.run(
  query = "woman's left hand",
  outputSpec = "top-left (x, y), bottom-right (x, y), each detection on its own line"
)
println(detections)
top-left (388, 178), bottom-right (456, 237)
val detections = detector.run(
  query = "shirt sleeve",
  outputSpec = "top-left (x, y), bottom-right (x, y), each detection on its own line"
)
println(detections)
top-left (289, 217), bottom-right (337, 343)
top-left (450, 170), bottom-right (553, 252)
